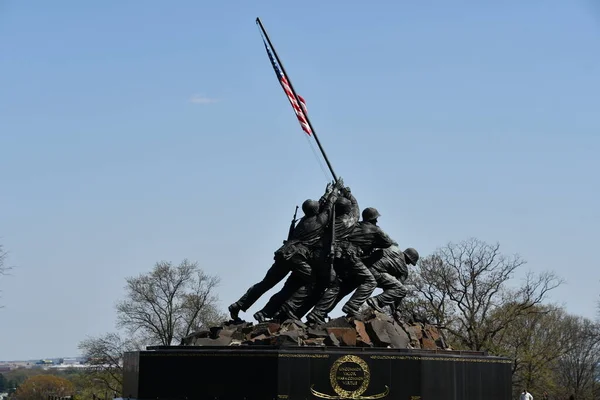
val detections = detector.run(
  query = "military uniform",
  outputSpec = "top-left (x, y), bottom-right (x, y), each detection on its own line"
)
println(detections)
top-left (229, 182), bottom-right (340, 321)
top-left (364, 246), bottom-right (419, 311)
top-left (305, 218), bottom-right (397, 322)
top-left (303, 193), bottom-right (397, 323)
top-left (275, 189), bottom-right (359, 321)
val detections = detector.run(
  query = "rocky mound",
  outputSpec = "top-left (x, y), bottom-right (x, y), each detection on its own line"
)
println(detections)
top-left (181, 311), bottom-right (448, 350)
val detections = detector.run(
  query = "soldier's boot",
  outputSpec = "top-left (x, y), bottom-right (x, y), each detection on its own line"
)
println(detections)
top-left (340, 261), bottom-right (377, 321)
top-left (253, 310), bottom-right (268, 323)
top-left (305, 311), bottom-right (326, 326)
top-left (342, 304), bottom-right (362, 320)
top-left (272, 310), bottom-right (286, 321)
top-left (228, 302), bottom-right (242, 320)
top-left (367, 297), bottom-right (385, 313)
top-left (277, 304), bottom-right (300, 321)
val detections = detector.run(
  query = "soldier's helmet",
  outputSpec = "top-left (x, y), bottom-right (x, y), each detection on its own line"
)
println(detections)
top-left (362, 207), bottom-right (381, 222)
top-left (302, 199), bottom-right (320, 216)
top-left (404, 248), bottom-right (420, 266)
top-left (334, 197), bottom-right (352, 214)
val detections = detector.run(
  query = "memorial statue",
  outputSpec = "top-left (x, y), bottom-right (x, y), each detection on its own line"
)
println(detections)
top-left (270, 204), bottom-right (395, 323)
top-left (230, 177), bottom-right (420, 325)
top-left (244, 180), bottom-right (358, 322)
top-left (285, 188), bottom-right (362, 323)
top-left (273, 246), bottom-right (419, 323)
top-left (228, 179), bottom-right (344, 322)
top-left (303, 206), bottom-right (397, 323)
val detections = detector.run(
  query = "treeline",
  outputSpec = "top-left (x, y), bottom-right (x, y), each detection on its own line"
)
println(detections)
top-left (1, 368), bottom-right (116, 400)
top-left (403, 238), bottom-right (599, 399)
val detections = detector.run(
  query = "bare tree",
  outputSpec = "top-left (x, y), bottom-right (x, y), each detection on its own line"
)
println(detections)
top-left (408, 238), bottom-right (563, 351)
top-left (116, 259), bottom-right (225, 346)
top-left (79, 259), bottom-right (225, 393)
top-left (553, 317), bottom-right (600, 400)
top-left (404, 254), bottom-right (455, 325)
top-left (78, 333), bottom-right (139, 394)
top-left (0, 244), bottom-right (6, 273)
top-left (0, 244), bottom-right (11, 307)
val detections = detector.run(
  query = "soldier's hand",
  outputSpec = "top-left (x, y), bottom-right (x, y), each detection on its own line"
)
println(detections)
top-left (325, 182), bottom-right (333, 193)
top-left (334, 177), bottom-right (344, 189)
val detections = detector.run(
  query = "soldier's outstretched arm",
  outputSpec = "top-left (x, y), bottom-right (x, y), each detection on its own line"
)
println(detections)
top-left (316, 189), bottom-right (339, 225)
top-left (318, 178), bottom-right (343, 208)
top-left (318, 181), bottom-right (334, 206)
top-left (375, 228), bottom-right (397, 249)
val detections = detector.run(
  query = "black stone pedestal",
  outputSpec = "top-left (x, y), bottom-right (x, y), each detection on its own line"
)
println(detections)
top-left (122, 346), bottom-right (511, 400)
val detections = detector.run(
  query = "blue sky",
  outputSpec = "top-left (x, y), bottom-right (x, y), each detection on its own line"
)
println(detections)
top-left (1, 0), bottom-right (599, 360)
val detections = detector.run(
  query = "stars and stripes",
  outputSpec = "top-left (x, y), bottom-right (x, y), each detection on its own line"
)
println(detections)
top-left (256, 17), bottom-right (338, 181)
top-left (262, 39), bottom-right (312, 136)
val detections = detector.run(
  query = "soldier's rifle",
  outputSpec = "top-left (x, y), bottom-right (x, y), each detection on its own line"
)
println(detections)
top-left (328, 206), bottom-right (336, 281)
top-left (287, 205), bottom-right (299, 241)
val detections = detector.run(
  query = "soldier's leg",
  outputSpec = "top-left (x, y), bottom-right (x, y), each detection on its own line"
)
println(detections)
top-left (392, 294), bottom-right (405, 310)
top-left (282, 283), bottom-right (325, 320)
top-left (298, 250), bottom-right (342, 324)
top-left (257, 256), bottom-right (313, 319)
top-left (254, 273), bottom-right (307, 321)
top-left (327, 277), bottom-right (357, 311)
top-left (295, 270), bottom-right (331, 317)
top-left (277, 285), bottom-right (312, 320)
top-left (281, 250), bottom-right (330, 320)
top-left (305, 257), bottom-right (360, 324)
top-left (228, 260), bottom-right (290, 319)
top-left (305, 277), bottom-right (341, 325)
top-left (367, 272), bottom-right (407, 312)
top-left (311, 261), bottom-right (331, 300)
top-left (304, 274), bottom-right (358, 324)
top-left (341, 258), bottom-right (377, 318)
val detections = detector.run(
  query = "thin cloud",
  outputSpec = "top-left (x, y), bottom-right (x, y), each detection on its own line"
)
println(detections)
top-left (189, 94), bottom-right (219, 104)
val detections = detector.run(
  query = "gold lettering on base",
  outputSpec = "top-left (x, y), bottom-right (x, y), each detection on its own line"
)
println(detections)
top-left (310, 355), bottom-right (389, 399)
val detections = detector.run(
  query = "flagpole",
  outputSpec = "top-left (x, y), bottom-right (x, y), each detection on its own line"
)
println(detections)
top-left (256, 17), bottom-right (338, 183)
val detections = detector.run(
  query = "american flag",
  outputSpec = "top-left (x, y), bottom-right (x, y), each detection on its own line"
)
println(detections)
top-left (262, 40), bottom-right (312, 136)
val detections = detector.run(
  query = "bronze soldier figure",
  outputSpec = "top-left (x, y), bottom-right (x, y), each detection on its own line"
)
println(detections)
top-left (274, 186), bottom-right (361, 322)
top-left (249, 179), bottom-right (345, 321)
top-left (304, 206), bottom-right (395, 323)
top-left (318, 245), bottom-right (416, 316)
top-left (364, 246), bottom-right (419, 312)
top-left (228, 180), bottom-right (343, 322)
